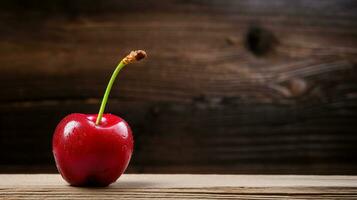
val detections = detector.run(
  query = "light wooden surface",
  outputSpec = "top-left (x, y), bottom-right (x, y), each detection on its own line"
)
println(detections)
top-left (1, 174), bottom-right (357, 199)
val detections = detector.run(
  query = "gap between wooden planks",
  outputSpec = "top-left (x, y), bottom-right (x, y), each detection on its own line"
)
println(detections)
top-left (1, 174), bottom-right (357, 199)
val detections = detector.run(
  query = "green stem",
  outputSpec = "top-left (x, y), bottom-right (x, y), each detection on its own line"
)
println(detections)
top-left (96, 61), bottom-right (126, 125)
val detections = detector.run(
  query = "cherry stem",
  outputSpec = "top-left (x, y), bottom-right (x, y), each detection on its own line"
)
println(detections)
top-left (96, 50), bottom-right (147, 125)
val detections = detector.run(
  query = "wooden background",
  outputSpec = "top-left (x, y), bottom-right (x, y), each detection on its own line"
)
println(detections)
top-left (1, 0), bottom-right (357, 174)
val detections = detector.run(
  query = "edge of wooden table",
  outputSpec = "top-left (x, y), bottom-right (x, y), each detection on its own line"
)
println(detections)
top-left (1, 174), bottom-right (357, 199)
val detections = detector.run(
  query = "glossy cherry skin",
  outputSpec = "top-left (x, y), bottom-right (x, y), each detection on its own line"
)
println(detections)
top-left (52, 113), bottom-right (133, 186)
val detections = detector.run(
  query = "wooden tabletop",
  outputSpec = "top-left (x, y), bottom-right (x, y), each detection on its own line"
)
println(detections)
top-left (1, 174), bottom-right (357, 199)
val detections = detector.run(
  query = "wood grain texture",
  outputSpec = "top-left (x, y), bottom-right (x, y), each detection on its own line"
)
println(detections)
top-left (1, 174), bottom-right (357, 199)
top-left (1, 0), bottom-right (357, 174)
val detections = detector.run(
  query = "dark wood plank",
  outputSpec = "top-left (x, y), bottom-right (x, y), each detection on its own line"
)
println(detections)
top-left (0, 0), bottom-right (357, 173)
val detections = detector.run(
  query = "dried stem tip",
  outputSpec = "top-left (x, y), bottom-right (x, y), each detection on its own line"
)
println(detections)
top-left (122, 50), bottom-right (147, 65)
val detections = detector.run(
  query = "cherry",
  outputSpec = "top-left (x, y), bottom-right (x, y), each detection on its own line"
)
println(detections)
top-left (52, 50), bottom-right (147, 186)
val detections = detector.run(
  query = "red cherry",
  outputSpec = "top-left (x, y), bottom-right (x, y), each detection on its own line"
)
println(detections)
top-left (52, 50), bottom-right (146, 186)
top-left (53, 113), bottom-right (133, 186)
